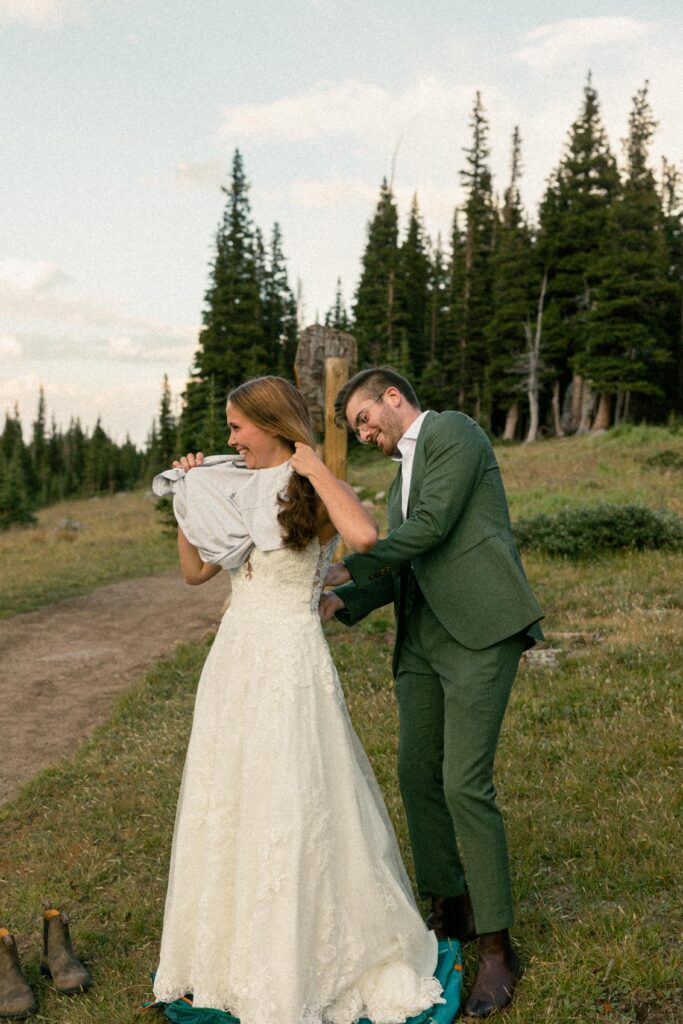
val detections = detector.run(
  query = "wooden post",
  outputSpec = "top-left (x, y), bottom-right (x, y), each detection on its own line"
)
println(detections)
top-left (323, 357), bottom-right (349, 559)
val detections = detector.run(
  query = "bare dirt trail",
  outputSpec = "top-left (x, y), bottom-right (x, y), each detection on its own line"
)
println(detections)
top-left (0, 570), bottom-right (228, 806)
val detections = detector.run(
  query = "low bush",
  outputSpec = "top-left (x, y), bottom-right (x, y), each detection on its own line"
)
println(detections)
top-left (642, 449), bottom-right (683, 471)
top-left (513, 503), bottom-right (683, 558)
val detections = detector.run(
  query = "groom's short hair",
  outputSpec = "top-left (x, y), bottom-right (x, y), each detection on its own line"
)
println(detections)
top-left (334, 366), bottom-right (420, 426)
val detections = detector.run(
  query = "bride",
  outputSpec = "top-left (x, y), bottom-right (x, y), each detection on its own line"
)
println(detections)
top-left (151, 376), bottom-right (441, 1024)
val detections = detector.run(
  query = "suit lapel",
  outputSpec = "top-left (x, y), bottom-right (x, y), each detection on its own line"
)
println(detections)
top-left (388, 466), bottom-right (403, 530)
top-left (406, 411), bottom-right (437, 517)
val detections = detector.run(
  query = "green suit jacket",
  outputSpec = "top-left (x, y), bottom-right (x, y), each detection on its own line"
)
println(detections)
top-left (335, 410), bottom-right (544, 674)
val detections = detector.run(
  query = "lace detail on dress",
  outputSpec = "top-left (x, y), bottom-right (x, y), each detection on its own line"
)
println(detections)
top-left (153, 537), bottom-right (440, 1024)
top-left (310, 536), bottom-right (339, 611)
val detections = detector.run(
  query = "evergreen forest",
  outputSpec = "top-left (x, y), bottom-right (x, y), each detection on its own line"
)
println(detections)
top-left (3, 78), bottom-right (682, 529)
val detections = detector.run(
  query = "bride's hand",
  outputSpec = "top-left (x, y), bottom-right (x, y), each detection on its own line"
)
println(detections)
top-left (290, 442), bottom-right (323, 478)
top-left (319, 592), bottom-right (345, 623)
top-left (173, 451), bottom-right (204, 471)
top-left (325, 562), bottom-right (351, 587)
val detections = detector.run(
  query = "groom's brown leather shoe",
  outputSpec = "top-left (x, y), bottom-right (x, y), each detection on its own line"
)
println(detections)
top-left (463, 929), bottom-right (522, 1017)
top-left (426, 891), bottom-right (477, 944)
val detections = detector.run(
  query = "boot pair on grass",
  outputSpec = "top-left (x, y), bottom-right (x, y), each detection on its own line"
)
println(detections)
top-left (0, 904), bottom-right (91, 1019)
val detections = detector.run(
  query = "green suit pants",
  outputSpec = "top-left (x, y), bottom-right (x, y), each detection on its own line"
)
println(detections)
top-left (395, 593), bottom-right (525, 934)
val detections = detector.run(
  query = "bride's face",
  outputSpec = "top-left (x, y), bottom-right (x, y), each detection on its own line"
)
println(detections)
top-left (226, 401), bottom-right (287, 469)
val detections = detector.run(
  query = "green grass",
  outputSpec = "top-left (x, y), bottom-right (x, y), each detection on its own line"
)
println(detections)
top-left (1, 428), bottom-right (682, 1021)
top-left (0, 491), bottom-right (177, 618)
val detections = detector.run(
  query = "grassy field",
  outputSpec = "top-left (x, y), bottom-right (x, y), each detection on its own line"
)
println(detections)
top-left (0, 426), bottom-right (681, 1022)
top-left (0, 491), bottom-right (177, 618)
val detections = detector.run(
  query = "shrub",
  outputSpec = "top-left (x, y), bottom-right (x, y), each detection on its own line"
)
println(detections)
top-left (642, 449), bottom-right (683, 471)
top-left (513, 503), bottom-right (683, 558)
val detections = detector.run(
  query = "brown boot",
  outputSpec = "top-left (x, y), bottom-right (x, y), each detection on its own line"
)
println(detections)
top-left (426, 891), bottom-right (478, 944)
top-left (39, 906), bottom-right (91, 995)
top-left (463, 929), bottom-right (522, 1017)
top-left (0, 929), bottom-right (36, 1019)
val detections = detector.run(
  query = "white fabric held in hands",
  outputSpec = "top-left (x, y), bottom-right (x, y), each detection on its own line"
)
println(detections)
top-left (152, 455), bottom-right (293, 571)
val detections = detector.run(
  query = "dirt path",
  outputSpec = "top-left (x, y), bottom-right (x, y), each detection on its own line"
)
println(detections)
top-left (0, 570), bottom-right (228, 806)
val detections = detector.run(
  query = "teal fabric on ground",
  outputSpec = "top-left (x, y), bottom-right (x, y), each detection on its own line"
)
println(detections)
top-left (358, 939), bottom-right (462, 1024)
top-left (163, 1000), bottom-right (237, 1023)
top-left (150, 940), bottom-right (462, 1024)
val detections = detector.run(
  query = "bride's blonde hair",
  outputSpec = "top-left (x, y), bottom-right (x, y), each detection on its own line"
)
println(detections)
top-left (227, 376), bottom-right (319, 551)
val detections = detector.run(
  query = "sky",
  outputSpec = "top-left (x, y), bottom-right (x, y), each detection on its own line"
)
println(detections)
top-left (1, 0), bottom-right (682, 446)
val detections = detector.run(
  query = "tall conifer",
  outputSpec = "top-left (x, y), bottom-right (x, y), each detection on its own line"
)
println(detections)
top-left (582, 84), bottom-right (675, 427)
top-left (181, 150), bottom-right (265, 450)
top-left (395, 195), bottom-right (431, 377)
top-left (353, 179), bottom-right (400, 365)
top-left (487, 128), bottom-right (538, 439)
top-left (262, 222), bottom-right (298, 377)
top-left (458, 92), bottom-right (497, 424)
top-left (538, 77), bottom-right (620, 432)
top-left (661, 159), bottom-right (683, 416)
top-left (324, 279), bottom-right (351, 331)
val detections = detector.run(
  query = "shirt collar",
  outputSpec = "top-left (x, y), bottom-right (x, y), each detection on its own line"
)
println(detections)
top-left (392, 410), bottom-right (430, 461)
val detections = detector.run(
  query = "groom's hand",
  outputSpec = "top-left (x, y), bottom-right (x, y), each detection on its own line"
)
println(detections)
top-left (325, 562), bottom-right (351, 587)
top-left (319, 592), bottom-right (345, 623)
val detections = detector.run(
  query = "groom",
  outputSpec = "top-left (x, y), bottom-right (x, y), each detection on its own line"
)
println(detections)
top-left (320, 367), bottom-right (544, 1018)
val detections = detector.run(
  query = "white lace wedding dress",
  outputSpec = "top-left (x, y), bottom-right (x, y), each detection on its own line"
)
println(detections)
top-left (153, 537), bottom-right (440, 1024)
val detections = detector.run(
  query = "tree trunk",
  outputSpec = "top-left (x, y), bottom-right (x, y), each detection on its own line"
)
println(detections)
top-left (623, 390), bottom-right (631, 422)
top-left (524, 271), bottom-right (547, 444)
top-left (592, 392), bottom-right (613, 432)
top-left (614, 389), bottom-right (624, 425)
top-left (570, 373), bottom-right (584, 432)
top-left (551, 379), bottom-right (565, 437)
top-left (502, 402), bottom-right (519, 441)
top-left (576, 380), bottom-right (594, 434)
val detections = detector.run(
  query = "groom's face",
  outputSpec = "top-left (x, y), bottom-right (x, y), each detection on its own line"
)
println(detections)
top-left (346, 387), bottom-right (404, 457)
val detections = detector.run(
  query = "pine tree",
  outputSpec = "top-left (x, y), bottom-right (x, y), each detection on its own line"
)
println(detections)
top-left (353, 179), bottom-right (400, 365)
top-left (420, 234), bottom-right (452, 409)
top-left (581, 83), bottom-right (676, 428)
top-left (46, 415), bottom-right (65, 502)
top-left (262, 222), bottom-right (298, 377)
top-left (63, 418), bottom-right (86, 496)
top-left (157, 375), bottom-right (177, 469)
top-left (538, 76), bottom-right (620, 433)
top-left (1, 405), bottom-right (24, 461)
top-left (181, 150), bottom-right (266, 450)
top-left (458, 92), bottom-right (498, 425)
top-left (0, 409), bottom-right (36, 530)
top-left (117, 436), bottom-right (142, 490)
top-left (661, 159), bottom-right (683, 417)
top-left (84, 419), bottom-right (113, 494)
top-left (324, 278), bottom-right (351, 331)
top-left (487, 128), bottom-right (538, 439)
top-left (395, 194), bottom-right (431, 378)
top-left (29, 387), bottom-right (49, 505)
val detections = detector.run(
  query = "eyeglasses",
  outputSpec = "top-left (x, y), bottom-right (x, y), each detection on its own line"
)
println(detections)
top-left (353, 390), bottom-right (387, 442)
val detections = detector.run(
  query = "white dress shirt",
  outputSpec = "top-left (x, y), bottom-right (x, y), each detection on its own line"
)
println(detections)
top-left (395, 411), bottom-right (430, 519)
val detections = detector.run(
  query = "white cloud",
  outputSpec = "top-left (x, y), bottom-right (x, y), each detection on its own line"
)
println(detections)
top-left (0, 259), bottom-right (199, 344)
top-left (0, 0), bottom-right (92, 27)
top-left (217, 75), bottom-right (476, 146)
top-left (0, 258), bottom-right (67, 293)
top-left (254, 179), bottom-right (377, 210)
top-left (105, 334), bottom-right (197, 363)
top-left (174, 160), bottom-right (227, 189)
top-left (0, 333), bottom-right (23, 357)
top-left (514, 17), bottom-right (654, 73)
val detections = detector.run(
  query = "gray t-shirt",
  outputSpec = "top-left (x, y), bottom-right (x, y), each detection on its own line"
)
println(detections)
top-left (152, 455), bottom-right (293, 571)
